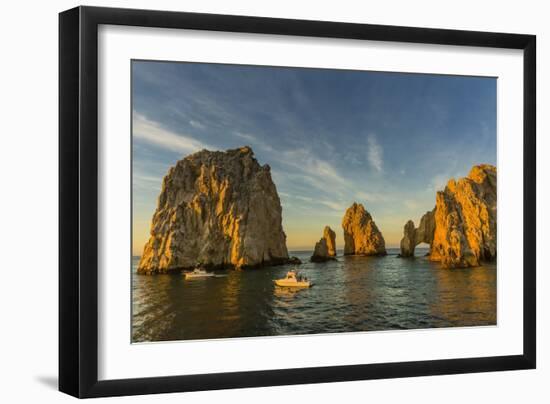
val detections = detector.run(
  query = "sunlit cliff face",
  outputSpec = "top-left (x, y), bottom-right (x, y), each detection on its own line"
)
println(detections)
top-left (429, 164), bottom-right (497, 268)
top-left (342, 202), bottom-right (386, 256)
top-left (137, 147), bottom-right (290, 274)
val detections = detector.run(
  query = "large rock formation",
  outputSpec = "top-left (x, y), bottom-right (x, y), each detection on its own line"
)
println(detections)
top-left (399, 164), bottom-right (496, 268)
top-left (430, 164), bottom-right (497, 268)
top-left (342, 203), bottom-right (386, 256)
top-left (399, 210), bottom-right (435, 257)
top-left (137, 146), bottom-right (291, 274)
top-left (311, 226), bottom-right (337, 262)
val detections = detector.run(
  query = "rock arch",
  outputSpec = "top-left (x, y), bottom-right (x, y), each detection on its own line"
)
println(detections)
top-left (399, 210), bottom-right (435, 257)
top-left (399, 164), bottom-right (497, 267)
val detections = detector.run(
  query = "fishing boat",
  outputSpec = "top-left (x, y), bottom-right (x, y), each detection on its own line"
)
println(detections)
top-left (184, 268), bottom-right (215, 279)
top-left (274, 270), bottom-right (312, 288)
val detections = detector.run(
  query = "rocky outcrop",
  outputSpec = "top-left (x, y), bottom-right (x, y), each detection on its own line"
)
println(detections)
top-left (400, 220), bottom-right (417, 257)
top-left (311, 226), bottom-right (337, 262)
top-left (342, 203), bottom-right (386, 256)
top-left (137, 146), bottom-right (291, 274)
top-left (399, 210), bottom-right (435, 257)
top-left (311, 239), bottom-right (330, 262)
top-left (430, 164), bottom-right (497, 268)
top-left (400, 164), bottom-right (496, 268)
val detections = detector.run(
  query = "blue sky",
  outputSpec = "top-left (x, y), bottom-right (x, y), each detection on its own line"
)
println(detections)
top-left (132, 60), bottom-right (496, 254)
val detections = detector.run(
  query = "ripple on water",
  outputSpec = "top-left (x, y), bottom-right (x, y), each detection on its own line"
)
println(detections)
top-left (131, 250), bottom-right (496, 342)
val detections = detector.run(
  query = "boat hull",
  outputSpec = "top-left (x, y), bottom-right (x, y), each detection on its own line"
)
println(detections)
top-left (274, 279), bottom-right (311, 288)
top-left (185, 273), bottom-right (215, 279)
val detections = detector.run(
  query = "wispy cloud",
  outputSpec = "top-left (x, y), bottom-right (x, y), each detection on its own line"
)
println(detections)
top-left (233, 132), bottom-right (255, 142)
top-left (280, 192), bottom-right (347, 214)
top-left (279, 148), bottom-right (350, 192)
top-left (294, 195), bottom-right (314, 203)
top-left (134, 173), bottom-right (162, 183)
top-left (367, 134), bottom-right (383, 172)
top-left (355, 191), bottom-right (387, 203)
top-left (133, 113), bottom-right (209, 154)
top-left (132, 173), bottom-right (164, 192)
top-left (318, 200), bottom-right (347, 211)
top-left (189, 120), bottom-right (205, 130)
top-left (343, 152), bottom-right (362, 166)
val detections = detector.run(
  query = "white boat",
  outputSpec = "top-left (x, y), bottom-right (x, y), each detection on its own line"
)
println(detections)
top-left (274, 270), bottom-right (312, 288)
top-left (184, 268), bottom-right (215, 279)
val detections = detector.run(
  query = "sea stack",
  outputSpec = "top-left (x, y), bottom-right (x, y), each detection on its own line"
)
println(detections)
top-left (342, 203), bottom-right (386, 256)
top-left (310, 226), bottom-right (337, 262)
top-left (399, 164), bottom-right (496, 268)
top-left (400, 220), bottom-right (417, 258)
top-left (137, 146), bottom-right (291, 274)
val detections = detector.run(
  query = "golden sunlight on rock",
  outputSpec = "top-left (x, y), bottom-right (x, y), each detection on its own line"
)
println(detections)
top-left (430, 164), bottom-right (497, 268)
top-left (342, 203), bottom-right (386, 256)
top-left (399, 164), bottom-right (496, 268)
top-left (137, 146), bottom-right (292, 274)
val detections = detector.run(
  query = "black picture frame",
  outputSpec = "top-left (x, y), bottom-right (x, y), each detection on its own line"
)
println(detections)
top-left (59, 5), bottom-right (536, 398)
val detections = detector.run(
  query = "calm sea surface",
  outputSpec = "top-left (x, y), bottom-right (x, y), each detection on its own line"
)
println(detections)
top-left (132, 248), bottom-right (496, 342)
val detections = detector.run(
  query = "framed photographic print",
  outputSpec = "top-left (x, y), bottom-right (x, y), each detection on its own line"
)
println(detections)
top-left (59, 6), bottom-right (536, 398)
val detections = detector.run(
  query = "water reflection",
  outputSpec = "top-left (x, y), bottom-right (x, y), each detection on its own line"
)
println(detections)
top-left (273, 286), bottom-right (306, 299)
top-left (132, 249), bottom-right (497, 342)
top-left (132, 272), bottom-right (177, 342)
top-left (431, 264), bottom-right (497, 327)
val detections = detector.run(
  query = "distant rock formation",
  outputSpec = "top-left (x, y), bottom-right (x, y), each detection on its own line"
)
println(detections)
top-left (137, 146), bottom-right (291, 274)
top-left (399, 164), bottom-right (496, 268)
top-left (311, 226), bottom-right (337, 262)
top-left (342, 203), bottom-right (386, 256)
top-left (399, 210), bottom-right (435, 257)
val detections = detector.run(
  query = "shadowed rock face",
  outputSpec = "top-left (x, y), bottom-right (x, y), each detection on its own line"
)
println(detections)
top-left (311, 239), bottom-right (330, 262)
top-left (342, 203), bottom-right (386, 256)
top-left (137, 146), bottom-right (290, 274)
top-left (311, 226), bottom-right (337, 262)
top-left (400, 164), bottom-right (496, 268)
top-left (400, 220), bottom-right (417, 258)
top-left (324, 226), bottom-right (337, 257)
top-left (430, 164), bottom-right (497, 268)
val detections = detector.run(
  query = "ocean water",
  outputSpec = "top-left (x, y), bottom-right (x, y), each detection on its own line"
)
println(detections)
top-left (132, 248), bottom-right (496, 342)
